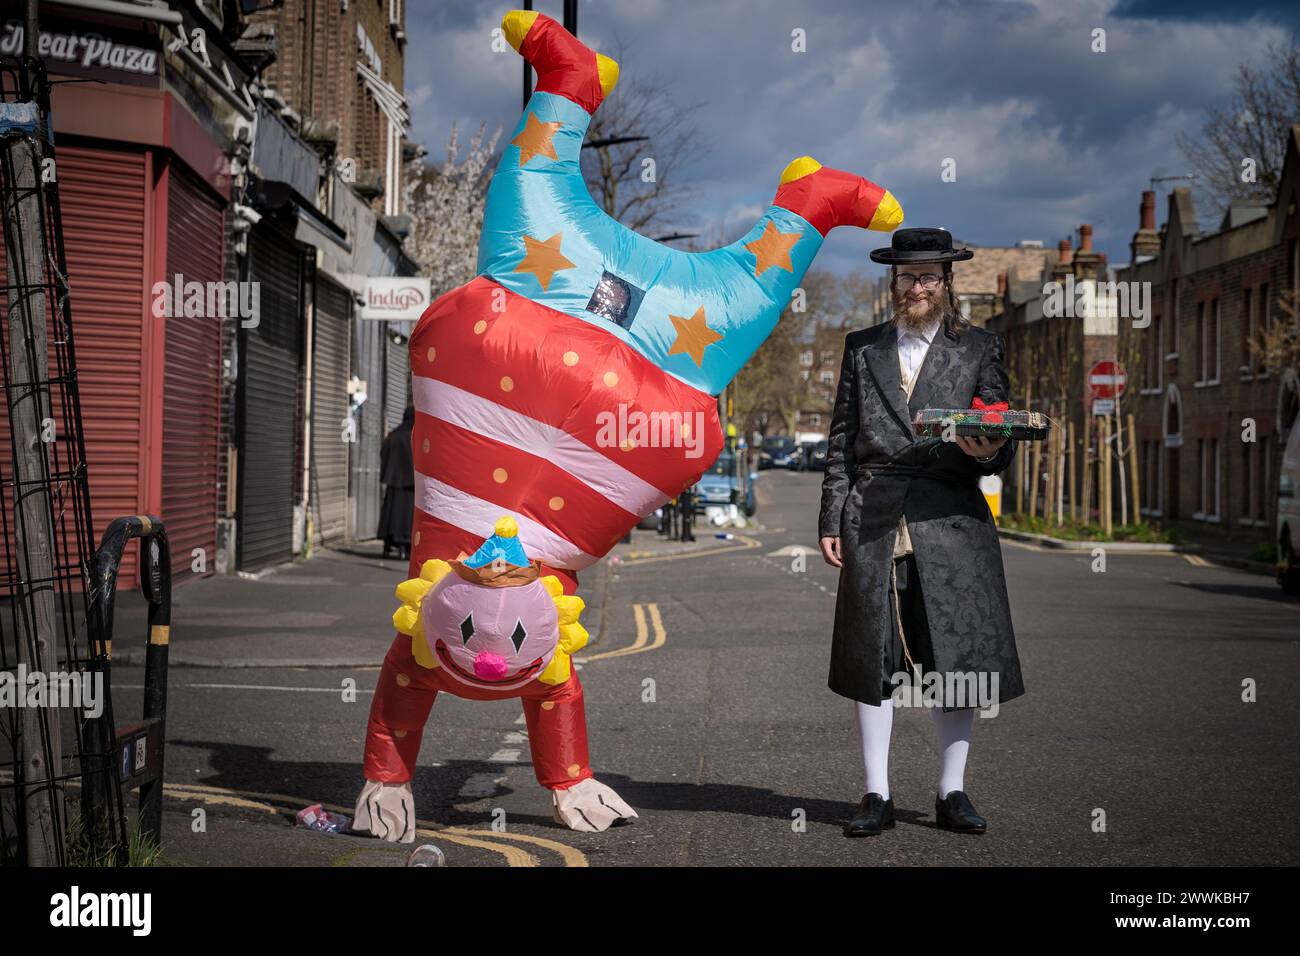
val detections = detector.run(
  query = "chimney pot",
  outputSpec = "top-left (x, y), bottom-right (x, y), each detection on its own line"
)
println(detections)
top-left (1079, 224), bottom-right (1093, 251)
top-left (1140, 190), bottom-right (1156, 231)
top-left (997, 271), bottom-right (1007, 295)
top-left (1057, 238), bottom-right (1072, 263)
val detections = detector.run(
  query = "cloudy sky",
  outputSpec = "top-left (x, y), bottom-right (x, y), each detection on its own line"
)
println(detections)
top-left (403, 0), bottom-right (1297, 277)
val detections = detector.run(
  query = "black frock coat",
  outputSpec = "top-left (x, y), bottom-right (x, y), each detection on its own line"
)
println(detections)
top-left (818, 320), bottom-right (1027, 708)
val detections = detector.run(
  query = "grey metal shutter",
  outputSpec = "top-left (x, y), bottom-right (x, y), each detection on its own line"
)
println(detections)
top-left (311, 276), bottom-right (351, 546)
top-left (350, 317), bottom-right (383, 540)
top-left (384, 329), bottom-right (410, 430)
top-left (164, 165), bottom-right (224, 581)
top-left (238, 219), bottom-right (304, 570)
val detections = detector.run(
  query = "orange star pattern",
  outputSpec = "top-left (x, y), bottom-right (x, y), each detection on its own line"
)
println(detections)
top-left (667, 306), bottom-right (723, 366)
top-left (514, 233), bottom-right (575, 291)
top-left (511, 112), bottom-right (563, 166)
top-left (744, 221), bottom-right (801, 276)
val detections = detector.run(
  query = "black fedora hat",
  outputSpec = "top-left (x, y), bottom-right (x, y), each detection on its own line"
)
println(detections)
top-left (869, 227), bottom-right (973, 265)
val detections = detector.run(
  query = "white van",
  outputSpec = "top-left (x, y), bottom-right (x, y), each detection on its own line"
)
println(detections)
top-left (1278, 421), bottom-right (1300, 595)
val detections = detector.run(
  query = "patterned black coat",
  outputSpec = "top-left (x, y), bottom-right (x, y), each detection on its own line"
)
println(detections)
top-left (818, 320), bottom-right (1026, 707)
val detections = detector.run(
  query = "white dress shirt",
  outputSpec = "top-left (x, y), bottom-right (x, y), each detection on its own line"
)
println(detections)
top-left (892, 317), bottom-right (940, 560)
top-left (896, 317), bottom-right (941, 390)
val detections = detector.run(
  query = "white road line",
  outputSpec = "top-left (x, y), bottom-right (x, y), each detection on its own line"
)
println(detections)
top-left (114, 682), bottom-right (374, 694)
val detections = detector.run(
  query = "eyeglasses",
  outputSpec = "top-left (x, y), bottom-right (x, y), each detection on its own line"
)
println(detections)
top-left (894, 272), bottom-right (945, 291)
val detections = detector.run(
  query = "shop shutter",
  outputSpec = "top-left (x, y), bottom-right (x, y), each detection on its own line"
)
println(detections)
top-left (0, 145), bottom-right (148, 581)
top-left (238, 220), bottom-right (304, 570)
top-left (163, 165), bottom-right (224, 580)
top-left (384, 330), bottom-right (409, 430)
top-left (311, 276), bottom-right (351, 546)
top-left (350, 317), bottom-right (382, 540)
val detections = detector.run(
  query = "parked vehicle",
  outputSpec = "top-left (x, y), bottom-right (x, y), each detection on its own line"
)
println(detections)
top-left (636, 506), bottom-right (663, 531)
top-left (1277, 420), bottom-right (1300, 595)
top-left (806, 440), bottom-right (828, 471)
top-left (760, 436), bottom-right (796, 470)
top-left (693, 452), bottom-right (756, 516)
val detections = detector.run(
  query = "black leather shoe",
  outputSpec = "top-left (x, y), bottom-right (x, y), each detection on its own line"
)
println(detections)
top-left (935, 790), bottom-right (987, 834)
top-left (844, 792), bottom-right (895, 837)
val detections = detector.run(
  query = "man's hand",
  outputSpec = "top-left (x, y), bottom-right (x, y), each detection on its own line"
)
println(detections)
top-left (819, 535), bottom-right (842, 568)
top-left (955, 435), bottom-right (1006, 460)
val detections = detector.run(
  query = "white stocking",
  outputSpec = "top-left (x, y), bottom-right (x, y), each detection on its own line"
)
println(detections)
top-left (932, 707), bottom-right (975, 799)
top-left (854, 698), bottom-right (896, 800)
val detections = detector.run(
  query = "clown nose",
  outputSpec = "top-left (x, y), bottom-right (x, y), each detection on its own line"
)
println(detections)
top-left (474, 651), bottom-right (510, 681)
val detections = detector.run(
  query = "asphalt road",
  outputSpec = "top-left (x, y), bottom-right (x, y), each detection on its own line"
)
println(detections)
top-left (113, 470), bottom-right (1300, 866)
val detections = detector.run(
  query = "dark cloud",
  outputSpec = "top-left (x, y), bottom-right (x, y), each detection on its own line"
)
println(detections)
top-left (405, 0), bottom-right (1288, 276)
top-left (1112, 0), bottom-right (1299, 24)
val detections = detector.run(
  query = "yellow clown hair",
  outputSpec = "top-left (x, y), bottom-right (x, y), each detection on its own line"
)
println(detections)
top-left (389, 555), bottom-right (586, 681)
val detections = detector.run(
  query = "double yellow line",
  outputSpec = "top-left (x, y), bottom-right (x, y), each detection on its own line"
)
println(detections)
top-left (163, 781), bottom-right (587, 867)
top-left (577, 602), bottom-right (666, 662)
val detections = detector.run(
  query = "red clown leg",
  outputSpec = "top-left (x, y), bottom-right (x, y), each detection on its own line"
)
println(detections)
top-left (363, 634), bottom-right (439, 783)
top-left (522, 673), bottom-right (595, 790)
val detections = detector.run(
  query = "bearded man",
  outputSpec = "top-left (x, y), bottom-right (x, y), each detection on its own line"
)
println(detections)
top-left (817, 227), bottom-right (1026, 838)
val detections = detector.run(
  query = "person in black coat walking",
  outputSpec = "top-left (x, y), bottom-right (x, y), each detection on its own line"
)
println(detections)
top-left (378, 405), bottom-right (416, 560)
top-left (818, 228), bottom-right (1026, 839)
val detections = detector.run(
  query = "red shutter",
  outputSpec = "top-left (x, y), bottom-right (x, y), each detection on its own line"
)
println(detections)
top-left (61, 146), bottom-right (149, 548)
top-left (163, 165), bottom-right (224, 579)
top-left (0, 145), bottom-right (148, 582)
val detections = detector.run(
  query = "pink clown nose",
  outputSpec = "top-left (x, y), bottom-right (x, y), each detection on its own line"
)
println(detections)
top-left (474, 651), bottom-right (509, 681)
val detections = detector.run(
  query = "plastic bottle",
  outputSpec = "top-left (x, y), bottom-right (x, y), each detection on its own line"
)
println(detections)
top-left (295, 803), bottom-right (351, 834)
top-left (407, 844), bottom-right (446, 867)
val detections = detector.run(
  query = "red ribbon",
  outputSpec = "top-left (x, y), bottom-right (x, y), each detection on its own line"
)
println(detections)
top-left (971, 396), bottom-right (1008, 423)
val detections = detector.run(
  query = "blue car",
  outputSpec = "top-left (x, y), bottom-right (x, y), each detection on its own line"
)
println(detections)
top-left (693, 452), bottom-right (756, 516)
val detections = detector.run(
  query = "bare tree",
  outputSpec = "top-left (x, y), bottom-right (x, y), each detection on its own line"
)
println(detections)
top-left (403, 123), bottom-right (502, 296)
top-left (1249, 288), bottom-right (1300, 378)
top-left (581, 68), bottom-right (706, 236)
top-left (1178, 37), bottom-right (1300, 219)
top-left (733, 270), bottom-right (869, 438)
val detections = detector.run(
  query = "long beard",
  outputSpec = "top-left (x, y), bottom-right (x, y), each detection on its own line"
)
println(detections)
top-left (891, 288), bottom-right (953, 333)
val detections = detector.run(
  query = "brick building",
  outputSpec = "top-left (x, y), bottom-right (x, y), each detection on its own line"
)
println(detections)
top-left (989, 226), bottom-right (1122, 520)
top-left (1116, 125), bottom-right (1300, 536)
top-left (250, 0), bottom-right (410, 217)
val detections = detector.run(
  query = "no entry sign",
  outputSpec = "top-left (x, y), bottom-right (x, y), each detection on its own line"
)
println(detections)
top-left (1089, 361), bottom-right (1127, 399)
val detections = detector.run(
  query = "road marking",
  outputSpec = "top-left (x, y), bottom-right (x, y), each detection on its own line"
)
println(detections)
top-left (163, 781), bottom-right (586, 867)
top-left (620, 534), bottom-right (761, 566)
top-left (1183, 554), bottom-right (1211, 567)
top-left (577, 602), bottom-right (666, 662)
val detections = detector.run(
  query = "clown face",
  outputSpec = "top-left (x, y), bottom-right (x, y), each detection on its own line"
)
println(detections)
top-left (420, 562), bottom-right (560, 691)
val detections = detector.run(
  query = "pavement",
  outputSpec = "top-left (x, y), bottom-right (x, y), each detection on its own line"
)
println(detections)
top-left (104, 470), bottom-right (1300, 866)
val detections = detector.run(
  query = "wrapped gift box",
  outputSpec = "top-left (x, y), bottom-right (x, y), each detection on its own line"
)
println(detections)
top-left (913, 407), bottom-right (1051, 442)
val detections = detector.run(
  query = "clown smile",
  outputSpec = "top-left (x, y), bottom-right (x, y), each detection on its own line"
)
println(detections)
top-left (435, 640), bottom-right (544, 687)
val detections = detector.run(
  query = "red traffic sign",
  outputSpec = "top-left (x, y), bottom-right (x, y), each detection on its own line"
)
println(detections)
top-left (1089, 361), bottom-right (1127, 399)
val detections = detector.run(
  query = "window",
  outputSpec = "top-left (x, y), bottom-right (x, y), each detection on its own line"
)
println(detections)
top-left (819, 370), bottom-right (834, 386)
top-left (820, 349), bottom-right (836, 365)
top-left (1143, 313), bottom-right (1163, 393)
top-left (1241, 287), bottom-right (1254, 376)
top-left (799, 369), bottom-right (811, 381)
top-left (1142, 440), bottom-right (1162, 515)
top-left (809, 414), bottom-right (822, 428)
top-left (1206, 298), bottom-right (1220, 384)
top-left (799, 350), bottom-right (814, 367)
top-left (1258, 282), bottom-right (1271, 377)
top-left (1167, 278), bottom-right (1180, 357)
top-left (1259, 436), bottom-right (1271, 524)
top-left (1195, 301), bottom-right (1205, 383)
top-left (1241, 440), bottom-right (1253, 522)
top-left (1196, 438), bottom-right (1220, 521)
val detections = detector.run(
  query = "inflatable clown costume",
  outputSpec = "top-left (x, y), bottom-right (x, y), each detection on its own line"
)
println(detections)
top-left (353, 10), bottom-right (902, 841)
